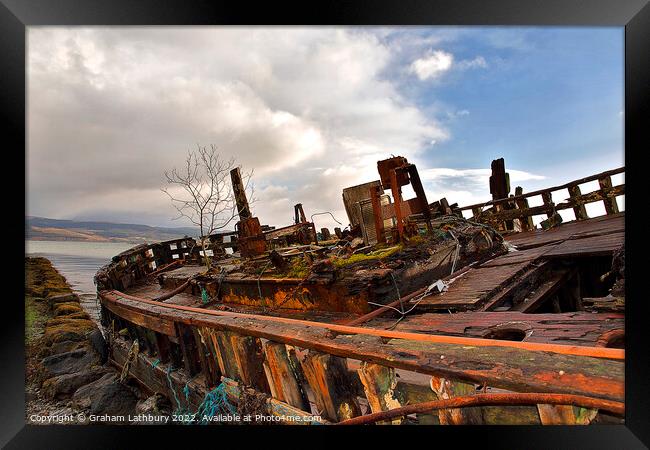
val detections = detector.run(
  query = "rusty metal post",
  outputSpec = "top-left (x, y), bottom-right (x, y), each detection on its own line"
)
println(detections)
top-left (490, 158), bottom-right (512, 230)
top-left (230, 167), bottom-right (251, 220)
top-left (294, 203), bottom-right (307, 224)
top-left (407, 164), bottom-right (433, 233)
top-left (390, 169), bottom-right (404, 240)
top-left (369, 184), bottom-right (386, 244)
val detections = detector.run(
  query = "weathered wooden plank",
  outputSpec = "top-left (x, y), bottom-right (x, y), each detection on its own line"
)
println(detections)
top-left (430, 376), bottom-right (483, 424)
top-left (262, 341), bottom-right (310, 411)
top-left (512, 269), bottom-right (572, 313)
top-left (176, 323), bottom-right (202, 376)
top-left (201, 328), bottom-right (241, 381)
top-left (598, 176), bottom-right (619, 215)
top-left (458, 166), bottom-right (624, 211)
top-left (103, 300), bottom-right (176, 336)
top-left (153, 332), bottom-right (171, 364)
top-left (299, 351), bottom-right (361, 422)
top-left (220, 377), bottom-right (327, 425)
top-left (229, 334), bottom-right (271, 393)
top-left (542, 232), bottom-right (624, 258)
top-left (568, 185), bottom-right (589, 220)
top-left (514, 186), bottom-right (534, 231)
top-left (357, 362), bottom-right (405, 424)
top-left (537, 404), bottom-right (596, 425)
top-left (381, 311), bottom-right (623, 347)
top-left (505, 213), bottom-right (624, 250)
top-left (193, 328), bottom-right (220, 387)
top-left (100, 292), bottom-right (624, 402)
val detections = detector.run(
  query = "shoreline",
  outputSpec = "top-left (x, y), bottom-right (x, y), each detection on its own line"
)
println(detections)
top-left (25, 257), bottom-right (161, 425)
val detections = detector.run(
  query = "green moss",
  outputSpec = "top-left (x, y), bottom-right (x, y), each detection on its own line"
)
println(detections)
top-left (43, 320), bottom-right (96, 344)
top-left (332, 245), bottom-right (403, 268)
top-left (25, 296), bottom-right (48, 345)
top-left (285, 258), bottom-right (310, 278)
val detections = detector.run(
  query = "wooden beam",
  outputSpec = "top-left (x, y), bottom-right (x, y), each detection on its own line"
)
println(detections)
top-left (598, 176), bottom-right (620, 215)
top-left (458, 167), bottom-right (624, 212)
top-left (568, 185), bottom-right (589, 221)
top-left (100, 292), bottom-right (625, 402)
top-left (357, 362), bottom-right (405, 425)
top-left (262, 342), bottom-right (310, 411)
top-left (299, 351), bottom-right (361, 422)
top-left (513, 269), bottom-right (573, 313)
top-left (430, 377), bottom-right (483, 424)
top-left (514, 186), bottom-right (534, 231)
top-left (229, 334), bottom-right (271, 394)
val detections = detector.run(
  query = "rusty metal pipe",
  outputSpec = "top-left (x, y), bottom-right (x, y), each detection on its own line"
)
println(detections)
top-left (335, 392), bottom-right (625, 425)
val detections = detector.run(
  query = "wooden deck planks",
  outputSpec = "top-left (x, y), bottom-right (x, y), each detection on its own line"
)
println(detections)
top-left (504, 213), bottom-right (624, 250)
top-left (419, 214), bottom-right (624, 310)
top-left (370, 311), bottom-right (623, 347)
top-left (417, 260), bottom-right (533, 309)
top-left (543, 232), bottom-right (624, 258)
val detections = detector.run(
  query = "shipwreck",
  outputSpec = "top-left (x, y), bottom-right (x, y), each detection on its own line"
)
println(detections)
top-left (94, 156), bottom-right (625, 425)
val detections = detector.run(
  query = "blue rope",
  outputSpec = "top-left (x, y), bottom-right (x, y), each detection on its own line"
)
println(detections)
top-left (164, 364), bottom-right (235, 425)
top-left (166, 366), bottom-right (185, 416)
top-left (151, 359), bottom-right (161, 368)
top-left (201, 287), bottom-right (210, 304)
top-left (194, 384), bottom-right (237, 425)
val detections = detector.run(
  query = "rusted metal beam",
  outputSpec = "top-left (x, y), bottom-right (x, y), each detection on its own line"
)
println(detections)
top-left (230, 167), bottom-right (251, 220)
top-left (294, 203), bottom-right (307, 224)
top-left (369, 184), bottom-right (386, 244)
top-left (335, 393), bottom-right (624, 425)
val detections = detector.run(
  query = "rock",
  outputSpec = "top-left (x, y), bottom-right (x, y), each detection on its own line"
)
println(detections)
top-left (38, 340), bottom-right (86, 358)
top-left (135, 394), bottom-right (172, 424)
top-left (46, 317), bottom-right (93, 328)
top-left (41, 348), bottom-right (99, 379)
top-left (48, 293), bottom-right (79, 307)
top-left (72, 373), bottom-right (115, 410)
top-left (42, 367), bottom-right (109, 400)
top-left (88, 329), bottom-right (108, 364)
top-left (53, 302), bottom-right (84, 316)
top-left (43, 319), bottom-right (97, 344)
top-left (72, 373), bottom-right (138, 419)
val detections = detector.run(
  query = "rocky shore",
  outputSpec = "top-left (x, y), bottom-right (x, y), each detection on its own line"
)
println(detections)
top-left (25, 257), bottom-right (169, 425)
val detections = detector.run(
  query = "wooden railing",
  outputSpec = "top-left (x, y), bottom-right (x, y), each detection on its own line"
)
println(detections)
top-left (99, 290), bottom-right (624, 425)
top-left (457, 167), bottom-right (624, 232)
top-left (94, 237), bottom-right (200, 291)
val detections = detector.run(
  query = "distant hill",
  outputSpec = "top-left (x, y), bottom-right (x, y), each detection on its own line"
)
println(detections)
top-left (26, 216), bottom-right (199, 244)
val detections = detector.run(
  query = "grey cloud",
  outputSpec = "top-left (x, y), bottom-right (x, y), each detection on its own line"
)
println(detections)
top-left (28, 27), bottom-right (449, 229)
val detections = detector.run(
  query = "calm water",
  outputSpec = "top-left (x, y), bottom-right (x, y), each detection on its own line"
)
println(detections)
top-left (26, 240), bottom-right (135, 321)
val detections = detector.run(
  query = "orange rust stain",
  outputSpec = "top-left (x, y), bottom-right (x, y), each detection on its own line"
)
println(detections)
top-left (531, 372), bottom-right (624, 400)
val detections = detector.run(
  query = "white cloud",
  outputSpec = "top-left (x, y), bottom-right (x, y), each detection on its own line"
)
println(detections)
top-left (420, 168), bottom-right (545, 183)
top-left (410, 50), bottom-right (454, 80)
top-left (27, 27), bottom-right (449, 229)
top-left (457, 56), bottom-right (488, 69)
top-left (409, 50), bottom-right (487, 81)
top-left (419, 168), bottom-right (546, 213)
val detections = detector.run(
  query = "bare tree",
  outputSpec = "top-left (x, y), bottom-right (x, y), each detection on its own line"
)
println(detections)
top-left (162, 144), bottom-right (254, 268)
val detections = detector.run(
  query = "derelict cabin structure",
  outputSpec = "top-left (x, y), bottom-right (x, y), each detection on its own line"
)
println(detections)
top-left (95, 155), bottom-right (625, 425)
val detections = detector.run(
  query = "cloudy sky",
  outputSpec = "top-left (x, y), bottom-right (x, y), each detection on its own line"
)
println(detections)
top-left (27, 27), bottom-right (624, 231)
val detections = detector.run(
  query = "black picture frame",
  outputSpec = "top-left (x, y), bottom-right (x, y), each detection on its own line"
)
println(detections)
top-left (3, 0), bottom-right (648, 447)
